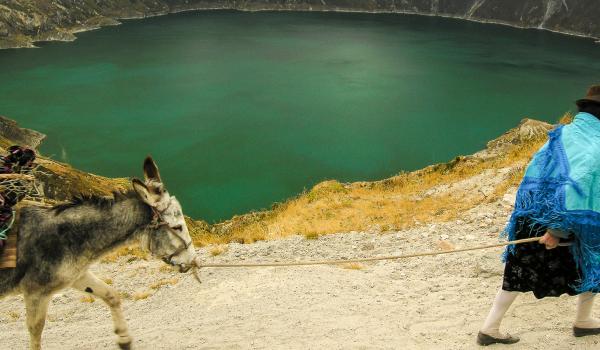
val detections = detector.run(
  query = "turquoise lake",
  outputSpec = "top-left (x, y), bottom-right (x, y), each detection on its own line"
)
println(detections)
top-left (1, 11), bottom-right (599, 222)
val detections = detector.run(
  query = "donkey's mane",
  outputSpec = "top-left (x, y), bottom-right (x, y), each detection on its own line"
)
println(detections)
top-left (52, 190), bottom-right (140, 214)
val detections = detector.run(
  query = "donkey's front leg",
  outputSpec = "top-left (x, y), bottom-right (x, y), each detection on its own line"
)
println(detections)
top-left (24, 292), bottom-right (51, 350)
top-left (72, 271), bottom-right (133, 350)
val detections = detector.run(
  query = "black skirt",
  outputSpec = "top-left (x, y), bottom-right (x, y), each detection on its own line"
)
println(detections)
top-left (502, 218), bottom-right (581, 299)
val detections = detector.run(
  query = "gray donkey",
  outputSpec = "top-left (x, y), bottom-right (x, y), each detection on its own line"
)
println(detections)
top-left (0, 156), bottom-right (197, 350)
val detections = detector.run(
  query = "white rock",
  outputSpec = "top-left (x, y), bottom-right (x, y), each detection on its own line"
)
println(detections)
top-left (503, 193), bottom-right (516, 204)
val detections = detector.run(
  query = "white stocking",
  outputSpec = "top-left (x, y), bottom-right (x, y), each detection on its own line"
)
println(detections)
top-left (575, 292), bottom-right (600, 328)
top-left (481, 289), bottom-right (519, 337)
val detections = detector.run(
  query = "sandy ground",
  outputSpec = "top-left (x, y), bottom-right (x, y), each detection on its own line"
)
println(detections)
top-left (1, 198), bottom-right (600, 349)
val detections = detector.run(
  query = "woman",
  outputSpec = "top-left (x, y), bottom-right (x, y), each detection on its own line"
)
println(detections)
top-left (478, 85), bottom-right (600, 346)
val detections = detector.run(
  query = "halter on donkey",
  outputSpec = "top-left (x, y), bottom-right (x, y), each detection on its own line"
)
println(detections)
top-left (0, 156), bottom-right (197, 350)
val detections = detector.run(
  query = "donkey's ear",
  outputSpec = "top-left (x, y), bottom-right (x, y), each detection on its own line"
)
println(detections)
top-left (132, 178), bottom-right (152, 205)
top-left (143, 156), bottom-right (162, 183)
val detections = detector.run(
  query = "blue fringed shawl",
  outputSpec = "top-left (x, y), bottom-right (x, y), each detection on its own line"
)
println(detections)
top-left (504, 112), bottom-right (600, 292)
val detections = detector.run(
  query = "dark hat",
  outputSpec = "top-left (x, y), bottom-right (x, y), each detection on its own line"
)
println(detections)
top-left (576, 85), bottom-right (600, 107)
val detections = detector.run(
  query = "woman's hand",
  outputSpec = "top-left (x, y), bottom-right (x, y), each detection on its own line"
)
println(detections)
top-left (539, 231), bottom-right (560, 249)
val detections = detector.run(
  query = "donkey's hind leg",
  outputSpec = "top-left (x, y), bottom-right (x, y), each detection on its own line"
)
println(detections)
top-left (24, 291), bottom-right (51, 350)
top-left (72, 271), bottom-right (133, 350)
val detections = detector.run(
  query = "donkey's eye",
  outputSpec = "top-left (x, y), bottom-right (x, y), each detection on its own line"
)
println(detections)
top-left (172, 225), bottom-right (183, 231)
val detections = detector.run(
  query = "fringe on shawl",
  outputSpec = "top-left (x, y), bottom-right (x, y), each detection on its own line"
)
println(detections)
top-left (502, 126), bottom-right (600, 292)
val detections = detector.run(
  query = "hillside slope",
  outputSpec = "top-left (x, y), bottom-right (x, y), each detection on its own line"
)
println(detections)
top-left (197, 116), bottom-right (554, 246)
top-left (1, 0), bottom-right (599, 49)
top-left (4, 116), bottom-right (596, 349)
top-left (0, 114), bottom-right (555, 245)
top-left (1, 182), bottom-right (598, 349)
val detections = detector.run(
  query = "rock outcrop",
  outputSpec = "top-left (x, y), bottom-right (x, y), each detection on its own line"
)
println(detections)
top-left (0, 116), bottom-right (129, 202)
top-left (0, 116), bottom-right (210, 235)
top-left (0, 116), bottom-right (45, 149)
top-left (0, 0), bottom-right (598, 49)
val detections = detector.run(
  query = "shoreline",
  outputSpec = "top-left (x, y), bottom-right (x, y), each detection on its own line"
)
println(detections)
top-left (1, 7), bottom-right (598, 50)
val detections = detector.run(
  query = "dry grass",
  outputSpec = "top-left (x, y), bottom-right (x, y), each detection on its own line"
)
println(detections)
top-left (436, 240), bottom-right (456, 252)
top-left (37, 158), bottom-right (130, 198)
top-left (304, 232), bottom-right (320, 240)
top-left (341, 262), bottom-right (364, 270)
top-left (158, 265), bottom-right (174, 273)
top-left (193, 229), bottom-right (267, 246)
top-left (189, 117), bottom-right (553, 247)
top-left (132, 290), bottom-right (153, 300)
top-left (80, 295), bottom-right (95, 303)
top-left (559, 111), bottom-right (574, 125)
top-left (102, 244), bottom-right (149, 263)
top-left (7, 310), bottom-right (20, 321)
top-left (209, 244), bottom-right (228, 256)
top-left (102, 278), bottom-right (113, 285)
top-left (149, 278), bottom-right (179, 290)
top-left (305, 180), bottom-right (348, 203)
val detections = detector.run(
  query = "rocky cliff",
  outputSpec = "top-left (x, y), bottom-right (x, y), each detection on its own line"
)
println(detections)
top-left (0, 0), bottom-right (598, 49)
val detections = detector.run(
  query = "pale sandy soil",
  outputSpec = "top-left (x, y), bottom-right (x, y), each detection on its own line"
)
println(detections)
top-left (1, 195), bottom-right (599, 349)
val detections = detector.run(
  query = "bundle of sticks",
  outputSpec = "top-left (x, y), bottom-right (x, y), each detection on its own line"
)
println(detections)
top-left (0, 145), bottom-right (37, 250)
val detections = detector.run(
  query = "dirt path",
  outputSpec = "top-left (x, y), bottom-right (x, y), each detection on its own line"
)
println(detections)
top-left (1, 200), bottom-right (599, 349)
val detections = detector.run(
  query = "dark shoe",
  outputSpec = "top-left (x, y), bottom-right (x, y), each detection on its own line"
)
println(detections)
top-left (573, 326), bottom-right (600, 337)
top-left (477, 331), bottom-right (520, 346)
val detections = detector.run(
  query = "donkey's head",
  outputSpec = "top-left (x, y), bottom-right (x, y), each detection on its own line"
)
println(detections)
top-left (132, 156), bottom-right (196, 272)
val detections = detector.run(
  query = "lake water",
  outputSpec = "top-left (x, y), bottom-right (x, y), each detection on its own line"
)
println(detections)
top-left (1, 11), bottom-right (599, 222)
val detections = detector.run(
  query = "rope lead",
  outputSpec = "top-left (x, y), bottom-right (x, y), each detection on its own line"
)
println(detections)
top-left (192, 236), bottom-right (549, 270)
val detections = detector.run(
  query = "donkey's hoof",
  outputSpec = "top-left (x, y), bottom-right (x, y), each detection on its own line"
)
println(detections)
top-left (118, 341), bottom-right (132, 350)
top-left (117, 333), bottom-right (132, 350)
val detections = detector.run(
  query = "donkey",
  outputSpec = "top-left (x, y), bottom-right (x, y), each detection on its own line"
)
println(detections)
top-left (0, 156), bottom-right (197, 350)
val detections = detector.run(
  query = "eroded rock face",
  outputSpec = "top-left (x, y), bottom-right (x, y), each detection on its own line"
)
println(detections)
top-left (481, 118), bottom-right (553, 158)
top-left (0, 0), bottom-right (598, 49)
top-left (0, 116), bottom-right (45, 149)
